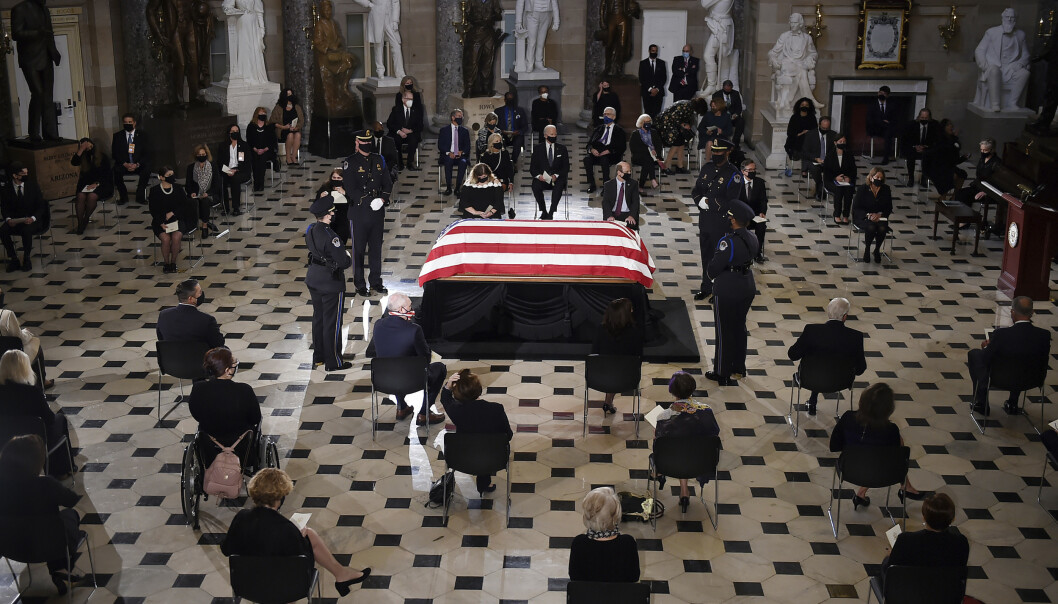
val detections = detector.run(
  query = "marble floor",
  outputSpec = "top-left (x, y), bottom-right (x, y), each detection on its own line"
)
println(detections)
top-left (1, 133), bottom-right (1055, 604)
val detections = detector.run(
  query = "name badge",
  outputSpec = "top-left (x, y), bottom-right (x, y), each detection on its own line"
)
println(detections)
top-left (128, 143), bottom-right (135, 155)
top-left (238, 152), bottom-right (245, 162)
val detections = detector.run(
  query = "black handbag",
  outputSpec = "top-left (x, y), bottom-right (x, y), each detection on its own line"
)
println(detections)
top-left (427, 471), bottom-right (455, 508)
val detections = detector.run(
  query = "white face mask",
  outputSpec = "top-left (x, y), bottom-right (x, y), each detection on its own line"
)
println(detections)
top-left (540, 93), bottom-right (549, 99)
top-left (404, 99), bottom-right (413, 108)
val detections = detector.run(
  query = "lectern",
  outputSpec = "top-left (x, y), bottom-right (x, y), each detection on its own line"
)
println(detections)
top-left (997, 192), bottom-right (1058, 301)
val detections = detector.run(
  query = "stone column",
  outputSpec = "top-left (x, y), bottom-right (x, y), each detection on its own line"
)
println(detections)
top-left (120, 0), bottom-right (175, 115)
top-left (0, 49), bottom-right (14, 139)
top-left (282, 0), bottom-right (314, 143)
top-left (580, 0), bottom-right (604, 128)
top-left (435, 0), bottom-right (464, 129)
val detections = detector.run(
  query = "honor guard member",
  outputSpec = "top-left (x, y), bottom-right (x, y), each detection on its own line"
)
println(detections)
top-left (706, 200), bottom-right (758, 386)
top-left (692, 138), bottom-right (742, 301)
top-left (305, 192), bottom-right (353, 371)
top-left (343, 130), bottom-right (393, 297)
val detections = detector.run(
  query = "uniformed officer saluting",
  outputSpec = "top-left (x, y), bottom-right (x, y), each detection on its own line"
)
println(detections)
top-left (305, 192), bottom-right (354, 372)
top-left (706, 200), bottom-right (759, 386)
top-left (692, 138), bottom-right (742, 301)
top-left (343, 130), bottom-right (393, 298)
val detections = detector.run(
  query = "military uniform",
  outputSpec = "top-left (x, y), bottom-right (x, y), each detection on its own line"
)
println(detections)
top-left (305, 193), bottom-right (353, 371)
top-left (343, 132), bottom-right (393, 294)
top-left (692, 140), bottom-right (742, 297)
top-left (706, 200), bottom-right (758, 385)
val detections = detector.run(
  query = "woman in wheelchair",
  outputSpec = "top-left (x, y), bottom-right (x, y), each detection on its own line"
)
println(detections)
top-left (651, 372), bottom-right (721, 513)
top-left (189, 347), bottom-right (262, 469)
top-left (221, 468), bottom-right (370, 596)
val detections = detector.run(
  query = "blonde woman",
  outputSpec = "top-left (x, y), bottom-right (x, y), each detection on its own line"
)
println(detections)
top-left (184, 144), bottom-right (222, 236)
top-left (479, 132), bottom-right (514, 189)
top-left (0, 350), bottom-right (70, 475)
top-left (568, 487), bottom-right (640, 583)
top-left (458, 163), bottom-right (505, 219)
top-left (0, 286), bottom-right (51, 388)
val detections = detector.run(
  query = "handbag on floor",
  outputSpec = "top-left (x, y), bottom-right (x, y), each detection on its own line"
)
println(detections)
top-left (618, 491), bottom-right (665, 522)
top-left (427, 471), bottom-right (455, 508)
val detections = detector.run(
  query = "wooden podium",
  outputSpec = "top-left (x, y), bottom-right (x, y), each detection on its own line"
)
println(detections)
top-left (997, 192), bottom-right (1058, 300)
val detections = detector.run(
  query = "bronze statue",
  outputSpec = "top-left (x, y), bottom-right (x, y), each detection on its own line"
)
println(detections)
top-left (595, 0), bottom-right (641, 76)
top-left (312, 0), bottom-right (359, 117)
top-left (146, 0), bottom-right (215, 106)
top-left (11, 0), bottom-right (61, 141)
top-left (461, 0), bottom-right (506, 98)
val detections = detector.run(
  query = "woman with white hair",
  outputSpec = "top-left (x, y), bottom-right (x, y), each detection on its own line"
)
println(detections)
top-left (568, 487), bottom-right (640, 583)
top-left (0, 286), bottom-right (51, 389)
top-left (629, 114), bottom-right (664, 190)
top-left (0, 349), bottom-right (72, 476)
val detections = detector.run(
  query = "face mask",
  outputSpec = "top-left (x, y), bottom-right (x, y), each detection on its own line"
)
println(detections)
top-left (714, 153), bottom-right (727, 164)
top-left (257, 114), bottom-right (267, 122)
top-left (820, 127), bottom-right (828, 133)
top-left (682, 52), bottom-right (690, 59)
top-left (799, 108), bottom-right (808, 114)
top-left (357, 143), bottom-right (369, 156)
top-left (230, 132), bottom-right (239, 140)
top-left (196, 155), bottom-right (207, 163)
top-left (389, 308), bottom-right (415, 319)
top-left (878, 94), bottom-right (886, 101)
top-left (603, 116), bottom-right (614, 124)
top-left (546, 136), bottom-right (557, 144)
top-left (540, 93), bottom-right (548, 99)
top-left (873, 178), bottom-right (884, 186)
top-left (374, 129), bottom-right (384, 137)
top-left (835, 143), bottom-right (846, 149)
top-left (920, 118), bottom-right (929, 123)
top-left (196, 293), bottom-right (208, 306)
top-left (649, 52), bottom-right (658, 59)
top-left (404, 99), bottom-right (414, 108)
top-left (505, 98), bottom-right (514, 106)
top-left (602, 85), bottom-right (610, 91)
top-left (747, 171), bottom-right (757, 179)
top-left (981, 151), bottom-right (991, 157)
top-left (616, 171), bottom-right (626, 179)
top-left (158, 175), bottom-right (167, 184)
top-left (123, 124), bottom-right (134, 132)
top-left (455, 117), bottom-right (464, 126)
top-left (492, 143), bottom-right (502, 150)
top-left (404, 83), bottom-right (413, 90)
top-left (477, 176), bottom-right (488, 182)
top-left (642, 123), bottom-right (651, 129)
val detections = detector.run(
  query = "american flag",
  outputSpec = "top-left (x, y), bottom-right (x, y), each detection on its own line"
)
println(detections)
top-left (419, 220), bottom-right (656, 287)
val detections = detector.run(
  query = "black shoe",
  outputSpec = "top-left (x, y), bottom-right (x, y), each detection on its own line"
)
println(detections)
top-left (676, 167), bottom-right (690, 174)
top-left (253, 186), bottom-right (264, 192)
top-left (356, 287), bottom-right (370, 297)
top-left (334, 568), bottom-right (371, 596)
top-left (508, 208), bottom-right (516, 219)
top-left (880, 158), bottom-right (890, 165)
top-left (372, 285), bottom-right (389, 295)
top-left (898, 489), bottom-right (928, 502)
top-left (651, 474), bottom-right (666, 490)
top-left (679, 496), bottom-right (690, 513)
top-left (454, 186), bottom-right (462, 196)
top-left (407, 165), bottom-right (421, 172)
top-left (233, 208), bottom-right (243, 216)
top-left (706, 371), bottom-right (736, 386)
top-left (755, 254), bottom-right (765, 263)
top-left (806, 402), bottom-right (817, 416)
top-left (6, 259), bottom-right (20, 272)
top-left (971, 401), bottom-right (990, 416)
top-left (693, 290), bottom-right (711, 301)
top-left (602, 402), bottom-right (617, 415)
top-left (873, 251), bottom-right (882, 263)
top-left (326, 362), bottom-right (354, 371)
top-left (20, 258), bottom-right (30, 272)
top-left (1003, 402), bottom-right (1021, 416)
top-left (587, 184), bottom-right (598, 194)
top-left (478, 484), bottom-right (497, 496)
top-left (207, 221), bottom-right (220, 233)
top-left (442, 187), bottom-right (453, 196)
top-left (851, 494), bottom-right (871, 510)
top-left (862, 252), bottom-right (871, 263)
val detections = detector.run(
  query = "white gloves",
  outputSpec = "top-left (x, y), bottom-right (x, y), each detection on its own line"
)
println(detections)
top-left (370, 198), bottom-right (384, 211)
top-left (697, 198), bottom-right (708, 210)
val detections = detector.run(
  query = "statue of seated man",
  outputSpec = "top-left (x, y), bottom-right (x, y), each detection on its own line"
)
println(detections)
top-left (768, 12), bottom-right (823, 114)
top-left (973, 8), bottom-right (1031, 112)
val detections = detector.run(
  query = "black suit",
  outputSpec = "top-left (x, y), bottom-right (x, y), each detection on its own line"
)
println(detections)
top-left (368, 315), bottom-right (446, 414)
top-left (437, 124), bottom-right (472, 189)
top-left (822, 151), bottom-right (857, 218)
top-left (852, 184), bottom-right (893, 254)
top-left (372, 135), bottom-right (400, 183)
top-left (629, 127), bottom-right (664, 186)
top-left (866, 98), bottom-right (898, 160)
top-left (188, 378), bottom-right (262, 467)
top-left (668, 56), bottom-right (700, 101)
top-left (638, 57), bottom-right (667, 119)
top-left (600, 177), bottom-right (639, 230)
top-left (529, 141), bottom-right (569, 219)
top-left (440, 389), bottom-right (512, 491)
top-left (881, 528), bottom-right (969, 583)
top-left (156, 303), bottom-right (225, 348)
top-left (968, 321), bottom-right (1052, 412)
top-left (11, 0), bottom-right (60, 140)
top-left (215, 140), bottom-right (252, 213)
top-left (221, 506), bottom-right (313, 559)
top-left (386, 103), bottom-right (425, 169)
top-left (0, 382), bottom-right (72, 476)
top-left (583, 123), bottom-right (626, 188)
top-left (0, 470), bottom-right (79, 573)
top-left (0, 179), bottom-right (45, 261)
top-left (788, 319), bottom-right (867, 406)
top-left (112, 129), bottom-right (153, 204)
top-left (801, 129), bottom-right (835, 197)
top-left (738, 176), bottom-right (768, 256)
top-left (900, 119), bottom-right (939, 185)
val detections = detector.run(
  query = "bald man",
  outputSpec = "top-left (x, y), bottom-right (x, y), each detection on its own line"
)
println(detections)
top-left (601, 161), bottom-right (639, 229)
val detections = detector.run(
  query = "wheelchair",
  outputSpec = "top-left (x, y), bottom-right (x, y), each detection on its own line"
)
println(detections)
top-left (180, 425), bottom-right (280, 530)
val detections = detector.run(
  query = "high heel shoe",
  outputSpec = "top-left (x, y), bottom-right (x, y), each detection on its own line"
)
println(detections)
top-left (649, 473), bottom-right (666, 491)
top-left (678, 496), bottom-right (689, 513)
top-left (335, 567), bottom-right (371, 596)
top-left (898, 489), bottom-right (927, 502)
top-left (851, 494), bottom-right (871, 510)
top-left (602, 402), bottom-right (617, 415)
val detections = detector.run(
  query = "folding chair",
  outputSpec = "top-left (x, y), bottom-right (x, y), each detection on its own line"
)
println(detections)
top-left (155, 340), bottom-right (211, 417)
top-left (369, 356), bottom-right (429, 440)
top-left (229, 554), bottom-right (321, 604)
top-left (787, 354), bottom-right (857, 436)
top-left (969, 354), bottom-right (1047, 435)
top-left (441, 432), bottom-right (511, 527)
top-left (650, 435), bottom-right (722, 530)
top-left (584, 354), bottom-right (642, 437)
top-left (867, 565), bottom-right (965, 604)
top-left (566, 580), bottom-right (651, 604)
top-left (0, 512), bottom-right (98, 604)
top-left (827, 445), bottom-right (910, 538)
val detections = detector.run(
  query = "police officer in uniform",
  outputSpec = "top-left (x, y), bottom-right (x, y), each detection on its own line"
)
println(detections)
top-left (305, 192), bottom-right (353, 371)
top-left (692, 138), bottom-right (742, 301)
top-left (706, 200), bottom-right (758, 386)
top-left (343, 130), bottom-right (393, 297)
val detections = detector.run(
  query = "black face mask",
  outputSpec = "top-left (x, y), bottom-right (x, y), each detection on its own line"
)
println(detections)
top-left (649, 52), bottom-right (658, 59)
top-left (477, 176), bottom-right (489, 182)
top-left (873, 178), bottom-right (884, 186)
top-left (799, 108), bottom-right (808, 114)
top-left (257, 114), bottom-right (267, 122)
top-left (747, 171), bottom-right (757, 179)
top-left (357, 143), bottom-right (369, 156)
top-left (492, 143), bottom-right (502, 150)
top-left (819, 128), bottom-right (828, 134)
top-left (455, 117), bottom-right (464, 126)
top-left (286, 95), bottom-right (297, 105)
top-left (835, 143), bottom-right (846, 150)
top-left (331, 178), bottom-right (343, 185)
top-left (196, 293), bottom-right (207, 306)
top-left (981, 151), bottom-right (991, 157)
top-left (878, 94), bottom-right (886, 101)
top-left (602, 85), bottom-right (610, 91)
top-left (123, 124), bottom-right (135, 132)
top-left (919, 118), bottom-right (929, 123)
top-left (504, 98), bottom-right (514, 106)
top-left (374, 129), bottom-right (384, 138)
top-left (196, 155), bottom-right (207, 163)
top-left (715, 154), bottom-right (727, 164)
top-left (404, 83), bottom-right (413, 90)
top-left (546, 136), bottom-right (557, 144)
top-left (230, 132), bottom-right (239, 140)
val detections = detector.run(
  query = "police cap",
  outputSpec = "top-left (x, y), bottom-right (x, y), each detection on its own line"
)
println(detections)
top-left (727, 200), bottom-right (755, 225)
top-left (710, 138), bottom-right (734, 153)
top-left (355, 129), bottom-right (374, 142)
top-left (309, 192), bottom-right (336, 217)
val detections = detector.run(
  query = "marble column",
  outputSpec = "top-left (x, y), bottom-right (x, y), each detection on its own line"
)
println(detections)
top-left (120, 0), bottom-right (174, 115)
top-left (0, 49), bottom-right (13, 139)
top-left (435, 0), bottom-right (464, 128)
top-left (583, 0), bottom-right (604, 112)
top-left (282, 0), bottom-right (315, 143)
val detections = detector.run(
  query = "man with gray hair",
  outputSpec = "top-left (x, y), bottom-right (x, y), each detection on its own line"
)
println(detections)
top-left (973, 8), bottom-right (1031, 112)
top-left (787, 297), bottom-right (867, 415)
top-left (968, 296), bottom-right (1051, 416)
top-left (367, 293), bottom-right (446, 425)
top-left (584, 106), bottom-right (626, 194)
top-left (530, 124), bottom-right (569, 219)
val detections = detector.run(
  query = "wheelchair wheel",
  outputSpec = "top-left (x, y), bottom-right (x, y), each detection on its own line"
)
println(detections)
top-left (264, 438), bottom-right (280, 470)
top-left (180, 439), bottom-right (202, 530)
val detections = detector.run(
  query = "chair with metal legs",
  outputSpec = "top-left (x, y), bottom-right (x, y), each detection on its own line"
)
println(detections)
top-left (583, 354), bottom-right (642, 437)
top-left (827, 445), bottom-right (909, 538)
top-left (369, 356), bottom-right (430, 440)
top-left (787, 354), bottom-right (856, 436)
top-left (649, 435), bottom-right (722, 531)
top-left (969, 355), bottom-right (1047, 435)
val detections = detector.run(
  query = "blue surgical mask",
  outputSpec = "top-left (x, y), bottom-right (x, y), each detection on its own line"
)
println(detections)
top-left (683, 52), bottom-right (690, 59)
top-left (603, 116), bottom-right (614, 125)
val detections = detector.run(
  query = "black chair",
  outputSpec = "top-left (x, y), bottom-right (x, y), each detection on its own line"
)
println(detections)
top-left (229, 554), bottom-right (321, 603)
top-left (867, 565), bottom-right (966, 604)
top-left (442, 431), bottom-right (511, 527)
top-left (649, 435), bottom-right (722, 531)
top-left (847, 218), bottom-right (895, 264)
top-left (0, 513), bottom-right (97, 604)
top-left (787, 354), bottom-right (857, 436)
top-left (30, 200), bottom-right (55, 268)
top-left (155, 340), bottom-right (211, 417)
top-left (369, 356), bottom-right (429, 440)
top-left (584, 354), bottom-right (643, 437)
top-left (0, 415), bottom-right (75, 482)
top-left (970, 354), bottom-right (1047, 435)
top-left (1038, 432), bottom-right (1058, 508)
top-left (566, 580), bottom-right (651, 603)
top-left (827, 445), bottom-right (910, 538)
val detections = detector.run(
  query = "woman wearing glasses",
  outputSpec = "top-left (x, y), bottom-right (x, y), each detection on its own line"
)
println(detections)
top-left (188, 347), bottom-right (262, 467)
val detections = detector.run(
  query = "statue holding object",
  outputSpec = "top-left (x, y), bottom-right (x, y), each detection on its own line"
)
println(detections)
top-left (461, 0), bottom-right (506, 98)
top-left (11, 0), bottom-right (61, 140)
top-left (595, 0), bottom-right (641, 77)
top-left (147, 0), bottom-right (215, 107)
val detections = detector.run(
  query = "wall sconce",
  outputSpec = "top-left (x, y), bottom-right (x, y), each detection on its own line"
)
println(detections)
top-left (807, 4), bottom-right (827, 42)
top-left (1038, 10), bottom-right (1055, 40)
top-left (938, 5), bottom-right (959, 51)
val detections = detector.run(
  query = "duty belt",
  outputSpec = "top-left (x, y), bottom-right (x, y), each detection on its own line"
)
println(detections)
top-left (727, 263), bottom-right (752, 275)
top-left (307, 253), bottom-right (330, 267)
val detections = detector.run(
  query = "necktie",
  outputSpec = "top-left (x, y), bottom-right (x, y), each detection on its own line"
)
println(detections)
top-left (17, 184), bottom-right (22, 198)
top-left (127, 133), bottom-right (131, 145)
top-left (820, 134), bottom-right (826, 161)
top-left (615, 182), bottom-right (625, 214)
top-left (602, 125), bottom-right (611, 145)
top-left (405, 107), bottom-right (409, 123)
top-left (725, 93), bottom-right (730, 104)
top-left (881, 102), bottom-right (886, 114)
top-left (747, 181), bottom-right (751, 198)
top-left (451, 126), bottom-right (458, 153)
top-left (651, 60), bottom-right (655, 73)
top-left (548, 144), bottom-right (554, 166)
top-left (921, 123), bottom-right (926, 144)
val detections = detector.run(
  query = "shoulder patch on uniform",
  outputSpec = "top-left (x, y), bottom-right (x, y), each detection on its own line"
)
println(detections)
top-left (332, 237), bottom-right (341, 247)
top-left (732, 174), bottom-right (742, 184)
top-left (718, 240), bottom-right (729, 251)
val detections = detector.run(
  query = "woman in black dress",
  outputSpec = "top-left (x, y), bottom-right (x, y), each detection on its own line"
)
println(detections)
top-left (629, 114), bottom-right (665, 191)
top-left (592, 79), bottom-right (621, 128)
top-left (879, 492), bottom-right (969, 582)
top-left (246, 106), bottom-right (278, 192)
top-left (316, 168), bottom-right (351, 244)
top-left (852, 167), bottom-right (893, 263)
top-left (0, 349), bottom-right (70, 475)
top-left (479, 133), bottom-right (514, 191)
top-left (394, 75), bottom-right (424, 109)
top-left (823, 134), bottom-right (857, 224)
top-left (591, 298), bottom-right (644, 414)
top-left (188, 347), bottom-right (262, 468)
top-left (785, 98), bottom-right (818, 176)
top-left (458, 163), bottom-right (505, 219)
top-left (270, 88), bottom-right (305, 165)
top-left (70, 137), bottom-right (114, 235)
top-left (221, 468), bottom-right (370, 596)
top-left (696, 97), bottom-right (734, 162)
top-left (652, 371), bottom-right (721, 512)
top-left (925, 119), bottom-right (970, 198)
top-left (568, 487), bottom-right (640, 583)
top-left (184, 144), bottom-right (222, 237)
top-left (148, 166), bottom-right (194, 274)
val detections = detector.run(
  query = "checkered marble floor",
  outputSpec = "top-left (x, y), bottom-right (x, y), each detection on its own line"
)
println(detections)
top-left (2, 133), bottom-right (1056, 604)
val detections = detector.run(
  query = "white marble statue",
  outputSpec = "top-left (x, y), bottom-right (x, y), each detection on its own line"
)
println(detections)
top-left (354, 0), bottom-right (406, 81)
top-left (769, 12), bottom-right (824, 116)
top-left (222, 0), bottom-right (269, 84)
top-left (973, 8), bottom-right (1031, 112)
top-left (701, 0), bottom-right (735, 97)
top-left (515, 0), bottom-right (560, 73)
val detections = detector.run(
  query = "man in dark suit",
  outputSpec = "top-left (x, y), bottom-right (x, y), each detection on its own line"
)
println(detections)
top-left (11, 0), bottom-right (60, 141)
top-left (0, 162), bottom-right (46, 272)
top-left (367, 293), bottom-right (446, 425)
top-left (387, 89), bottom-right (424, 172)
top-left (438, 109), bottom-right (471, 196)
top-left (529, 125), bottom-right (569, 219)
top-left (370, 120), bottom-right (399, 183)
top-left (968, 296), bottom-right (1052, 416)
top-left (899, 108), bottom-right (939, 187)
top-left (111, 113), bottom-right (152, 205)
top-left (787, 297), bottom-right (867, 415)
top-left (638, 44), bottom-right (667, 119)
top-left (738, 160), bottom-right (767, 262)
top-left (601, 162), bottom-right (639, 230)
top-left (801, 115), bottom-right (834, 200)
top-left (583, 107), bottom-right (626, 193)
top-left (497, 91), bottom-right (529, 163)
top-left (714, 80), bottom-right (744, 146)
top-left (217, 124), bottom-right (252, 216)
top-left (156, 279), bottom-right (225, 348)
top-left (866, 85), bottom-right (898, 165)
top-left (531, 85), bottom-right (558, 144)
top-left (668, 44), bottom-right (700, 102)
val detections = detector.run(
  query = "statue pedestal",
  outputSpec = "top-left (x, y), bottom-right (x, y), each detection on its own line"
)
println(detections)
top-left (511, 68), bottom-right (560, 81)
top-left (962, 103), bottom-right (1034, 156)
top-left (752, 106), bottom-right (789, 171)
top-left (203, 79), bottom-right (281, 130)
top-left (357, 79), bottom-right (403, 130)
top-left (308, 114), bottom-right (363, 159)
top-left (7, 139), bottom-right (79, 201)
top-left (448, 93), bottom-right (503, 133)
top-left (144, 103), bottom-right (236, 169)
top-left (506, 73), bottom-right (566, 133)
